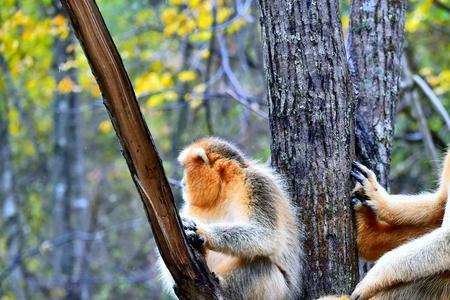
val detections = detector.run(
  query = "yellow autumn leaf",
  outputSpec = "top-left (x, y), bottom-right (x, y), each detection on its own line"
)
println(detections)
top-left (164, 90), bottom-right (178, 101)
top-left (135, 72), bottom-right (161, 94)
top-left (26, 79), bottom-right (37, 90)
top-left (151, 61), bottom-right (164, 72)
top-left (201, 49), bottom-right (210, 58)
top-left (341, 15), bottom-right (349, 31)
top-left (179, 18), bottom-right (196, 35)
top-left (189, 31), bottom-right (212, 42)
top-left (52, 14), bottom-right (67, 28)
top-left (161, 73), bottom-right (174, 88)
top-left (217, 7), bottom-right (233, 23)
top-left (57, 77), bottom-right (75, 94)
top-left (10, 123), bottom-right (20, 136)
top-left (146, 93), bottom-right (165, 107)
top-left (405, 16), bottom-right (420, 32)
top-left (178, 70), bottom-right (197, 82)
top-left (197, 12), bottom-right (213, 30)
top-left (188, 0), bottom-right (201, 9)
top-left (90, 85), bottom-right (101, 97)
top-left (189, 97), bottom-right (202, 108)
top-left (161, 8), bottom-right (177, 24)
top-left (98, 120), bottom-right (112, 133)
top-left (12, 10), bottom-right (30, 26)
top-left (164, 21), bottom-right (179, 36)
top-left (226, 18), bottom-right (247, 34)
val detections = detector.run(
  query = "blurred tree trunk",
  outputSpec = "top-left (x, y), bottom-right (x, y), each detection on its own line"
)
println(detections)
top-left (59, 0), bottom-right (222, 299)
top-left (51, 2), bottom-right (88, 299)
top-left (0, 57), bottom-right (26, 300)
top-left (258, 1), bottom-right (358, 299)
top-left (347, 0), bottom-right (406, 187)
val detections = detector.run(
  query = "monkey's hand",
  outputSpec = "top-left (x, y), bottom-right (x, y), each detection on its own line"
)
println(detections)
top-left (350, 260), bottom-right (392, 300)
top-left (350, 266), bottom-right (386, 300)
top-left (182, 217), bottom-right (207, 251)
top-left (351, 162), bottom-right (387, 214)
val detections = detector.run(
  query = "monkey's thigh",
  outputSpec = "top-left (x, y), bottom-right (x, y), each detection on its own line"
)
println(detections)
top-left (373, 272), bottom-right (450, 300)
top-left (221, 257), bottom-right (289, 300)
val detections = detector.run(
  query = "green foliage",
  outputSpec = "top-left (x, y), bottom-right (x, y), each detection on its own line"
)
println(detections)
top-left (0, 0), bottom-right (448, 298)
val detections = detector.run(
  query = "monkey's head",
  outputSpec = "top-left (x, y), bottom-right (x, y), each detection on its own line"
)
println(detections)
top-left (178, 137), bottom-right (248, 207)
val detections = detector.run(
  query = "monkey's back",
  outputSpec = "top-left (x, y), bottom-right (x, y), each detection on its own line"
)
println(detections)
top-left (245, 163), bottom-right (304, 299)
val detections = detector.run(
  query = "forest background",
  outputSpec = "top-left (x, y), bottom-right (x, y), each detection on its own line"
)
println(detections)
top-left (0, 0), bottom-right (449, 299)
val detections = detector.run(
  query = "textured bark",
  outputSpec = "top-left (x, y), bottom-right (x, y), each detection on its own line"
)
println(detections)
top-left (347, 0), bottom-right (406, 187)
top-left (258, 1), bottom-right (358, 299)
top-left (59, 1), bottom-right (222, 299)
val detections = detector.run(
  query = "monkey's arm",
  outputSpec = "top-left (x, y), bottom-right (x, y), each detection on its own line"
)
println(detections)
top-left (196, 170), bottom-right (279, 259)
top-left (352, 162), bottom-right (446, 226)
top-left (197, 221), bottom-right (277, 258)
top-left (354, 202), bottom-right (437, 261)
top-left (351, 196), bottom-right (450, 300)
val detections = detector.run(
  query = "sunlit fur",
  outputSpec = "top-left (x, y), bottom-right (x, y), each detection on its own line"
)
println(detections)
top-left (159, 137), bottom-right (303, 300)
top-left (321, 150), bottom-right (450, 300)
top-left (353, 151), bottom-right (450, 262)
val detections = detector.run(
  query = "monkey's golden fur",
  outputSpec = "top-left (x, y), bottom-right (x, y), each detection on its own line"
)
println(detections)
top-left (159, 137), bottom-right (303, 300)
top-left (320, 149), bottom-right (450, 300)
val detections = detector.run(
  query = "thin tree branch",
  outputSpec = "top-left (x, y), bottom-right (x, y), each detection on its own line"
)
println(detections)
top-left (410, 91), bottom-right (440, 170)
top-left (413, 74), bottom-right (450, 132)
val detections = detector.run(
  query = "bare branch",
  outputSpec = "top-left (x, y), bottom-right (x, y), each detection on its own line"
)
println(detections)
top-left (410, 91), bottom-right (440, 170)
top-left (413, 75), bottom-right (450, 132)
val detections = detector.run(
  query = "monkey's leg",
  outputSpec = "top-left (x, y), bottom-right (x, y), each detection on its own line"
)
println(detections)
top-left (352, 162), bottom-right (446, 226)
top-left (371, 272), bottom-right (450, 300)
top-left (351, 225), bottom-right (450, 299)
top-left (221, 258), bottom-right (289, 300)
top-left (353, 200), bottom-right (437, 261)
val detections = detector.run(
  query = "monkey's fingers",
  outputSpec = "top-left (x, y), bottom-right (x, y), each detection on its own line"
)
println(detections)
top-left (182, 217), bottom-right (197, 231)
top-left (352, 161), bottom-right (370, 178)
top-left (351, 171), bottom-right (366, 185)
top-left (352, 189), bottom-right (369, 200)
top-left (185, 230), bottom-right (206, 251)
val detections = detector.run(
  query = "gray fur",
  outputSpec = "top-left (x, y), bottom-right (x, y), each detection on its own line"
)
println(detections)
top-left (375, 272), bottom-right (450, 300)
top-left (161, 138), bottom-right (303, 300)
top-left (207, 163), bottom-right (303, 299)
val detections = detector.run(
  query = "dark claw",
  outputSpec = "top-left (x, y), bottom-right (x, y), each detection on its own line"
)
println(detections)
top-left (186, 230), bottom-right (205, 250)
top-left (352, 190), bottom-right (370, 201)
top-left (351, 171), bottom-right (365, 184)
top-left (352, 161), bottom-right (369, 178)
top-left (211, 272), bottom-right (220, 284)
top-left (362, 200), bottom-right (371, 208)
top-left (182, 217), bottom-right (197, 231)
top-left (351, 198), bottom-right (361, 207)
top-left (173, 284), bottom-right (180, 296)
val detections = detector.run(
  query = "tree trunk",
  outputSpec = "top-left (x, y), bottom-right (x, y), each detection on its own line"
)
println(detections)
top-left (347, 0), bottom-right (406, 276)
top-left (0, 57), bottom-right (26, 300)
top-left (59, 1), bottom-right (222, 299)
top-left (51, 2), bottom-right (88, 298)
top-left (347, 0), bottom-right (406, 187)
top-left (258, 1), bottom-right (358, 299)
